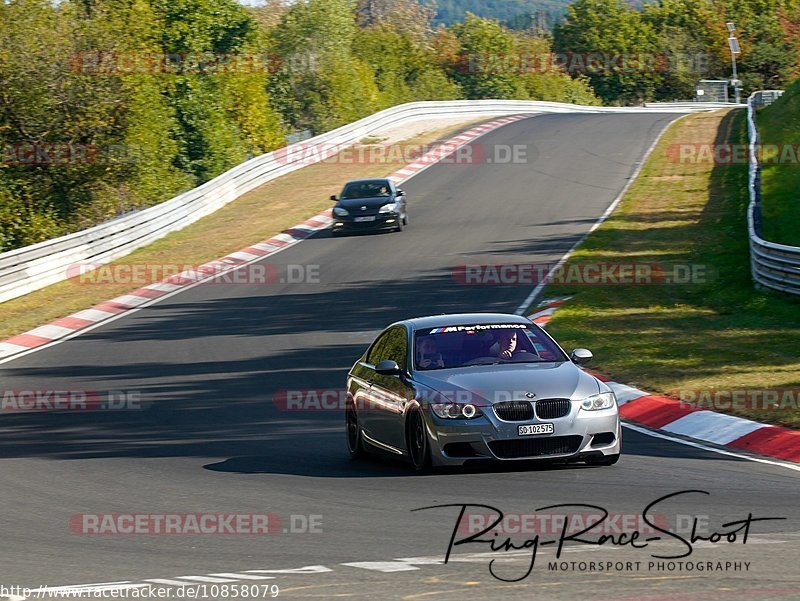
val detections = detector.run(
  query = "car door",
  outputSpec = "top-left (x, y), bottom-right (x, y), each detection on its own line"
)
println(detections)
top-left (355, 330), bottom-right (389, 440)
top-left (365, 325), bottom-right (413, 451)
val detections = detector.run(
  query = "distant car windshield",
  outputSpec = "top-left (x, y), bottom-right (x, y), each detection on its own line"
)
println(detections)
top-left (341, 181), bottom-right (391, 199)
top-left (414, 323), bottom-right (567, 370)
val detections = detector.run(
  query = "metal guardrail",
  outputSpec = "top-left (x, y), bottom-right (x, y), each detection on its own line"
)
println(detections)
top-left (746, 90), bottom-right (800, 295)
top-left (643, 101), bottom-right (743, 108)
top-left (0, 99), bottom-right (726, 304)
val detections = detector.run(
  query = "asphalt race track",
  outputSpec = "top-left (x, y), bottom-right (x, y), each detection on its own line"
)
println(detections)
top-left (1, 113), bottom-right (799, 600)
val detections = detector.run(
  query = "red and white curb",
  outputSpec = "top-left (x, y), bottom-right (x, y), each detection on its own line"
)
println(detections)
top-left (528, 296), bottom-right (572, 327)
top-left (529, 299), bottom-right (800, 466)
top-left (0, 114), bottom-right (532, 364)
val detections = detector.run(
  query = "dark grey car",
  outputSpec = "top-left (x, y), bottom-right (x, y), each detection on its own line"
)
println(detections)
top-left (345, 313), bottom-right (621, 471)
top-left (330, 178), bottom-right (408, 234)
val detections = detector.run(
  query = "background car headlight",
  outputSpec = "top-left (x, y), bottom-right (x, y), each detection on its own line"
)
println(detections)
top-left (378, 203), bottom-right (397, 213)
top-left (430, 402), bottom-right (481, 419)
top-left (332, 206), bottom-right (349, 217)
top-left (580, 392), bottom-right (616, 411)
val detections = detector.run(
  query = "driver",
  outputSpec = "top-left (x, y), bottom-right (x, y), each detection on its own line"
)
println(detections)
top-left (490, 330), bottom-right (518, 359)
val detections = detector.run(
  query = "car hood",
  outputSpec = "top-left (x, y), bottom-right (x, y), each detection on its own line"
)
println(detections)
top-left (337, 196), bottom-right (395, 210)
top-left (413, 362), bottom-right (602, 405)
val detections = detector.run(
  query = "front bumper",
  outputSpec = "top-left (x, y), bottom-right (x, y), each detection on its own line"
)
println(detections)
top-left (424, 403), bottom-right (621, 467)
top-left (331, 214), bottom-right (400, 233)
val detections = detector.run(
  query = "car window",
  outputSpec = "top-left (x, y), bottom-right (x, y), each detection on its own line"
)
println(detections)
top-left (366, 331), bottom-right (389, 365)
top-left (414, 323), bottom-right (567, 370)
top-left (369, 326), bottom-right (408, 370)
top-left (341, 181), bottom-right (391, 199)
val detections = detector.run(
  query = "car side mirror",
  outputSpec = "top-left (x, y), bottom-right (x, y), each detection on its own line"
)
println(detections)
top-left (375, 359), bottom-right (403, 376)
top-left (330, 194), bottom-right (338, 202)
top-left (396, 189), bottom-right (405, 196)
top-left (570, 348), bottom-right (593, 365)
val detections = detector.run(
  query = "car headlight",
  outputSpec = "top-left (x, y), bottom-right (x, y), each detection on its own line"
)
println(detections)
top-left (580, 392), bottom-right (616, 411)
top-left (378, 203), bottom-right (397, 213)
top-left (430, 402), bottom-right (481, 419)
top-left (332, 206), bottom-right (349, 217)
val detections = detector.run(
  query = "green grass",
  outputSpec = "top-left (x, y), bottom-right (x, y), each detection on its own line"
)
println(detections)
top-left (538, 109), bottom-right (800, 428)
top-left (757, 78), bottom-right (800, 246)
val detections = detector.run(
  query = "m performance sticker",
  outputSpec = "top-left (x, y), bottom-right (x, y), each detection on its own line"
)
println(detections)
top-left (428, 324), bottom-right (529, 334)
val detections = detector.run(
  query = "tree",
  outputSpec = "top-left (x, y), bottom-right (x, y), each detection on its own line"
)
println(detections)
top-left (268, 0), bottom-right (382, 132)
top-left (449, 13), bottom-right (524, 99)
top-left (553, 0), bottom-right (661, 104)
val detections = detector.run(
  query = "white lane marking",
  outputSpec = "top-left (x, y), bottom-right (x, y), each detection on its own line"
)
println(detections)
top-left (514, 113), bottom-right (692, 315)
top-left (342, 561), bottom-right (420, 572)
top-left (27, 581), bottom-right (133, 591)
top-left (661, 410), bottom-right (768, 445)
top-left (175, 575), bottom-right (239, 583)
top-left (210, 573), bottom-right (276, 580)
top-left (622, 422), bottom-right (800, 473)
top-left (27, 583), bottom-right (147, 594)
top-left (246, 566), bottom-right (332, 575)
top-left (145, 579), bottom-right (197, 586)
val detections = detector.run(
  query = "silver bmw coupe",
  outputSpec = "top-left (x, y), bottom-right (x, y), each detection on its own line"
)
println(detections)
top-left (345, 313), bottom-right (621, 471)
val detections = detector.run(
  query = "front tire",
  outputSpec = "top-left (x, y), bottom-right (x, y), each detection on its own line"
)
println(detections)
top-left (346, 402), bottom-right (365, 459)
top-left (406, 408), bottom-right (431, 472)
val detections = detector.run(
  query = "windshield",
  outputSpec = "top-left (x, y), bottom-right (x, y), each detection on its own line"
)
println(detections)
top-left (340, 181), bottom-right (392, 199)
top-left (413, 323), bottom-right (567, 370)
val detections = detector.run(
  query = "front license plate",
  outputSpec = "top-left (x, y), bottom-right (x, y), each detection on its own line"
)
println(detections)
top-left (354, 216), bottom-right (376, 222)
top-left (518, 423), bottom-right (554, 436)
